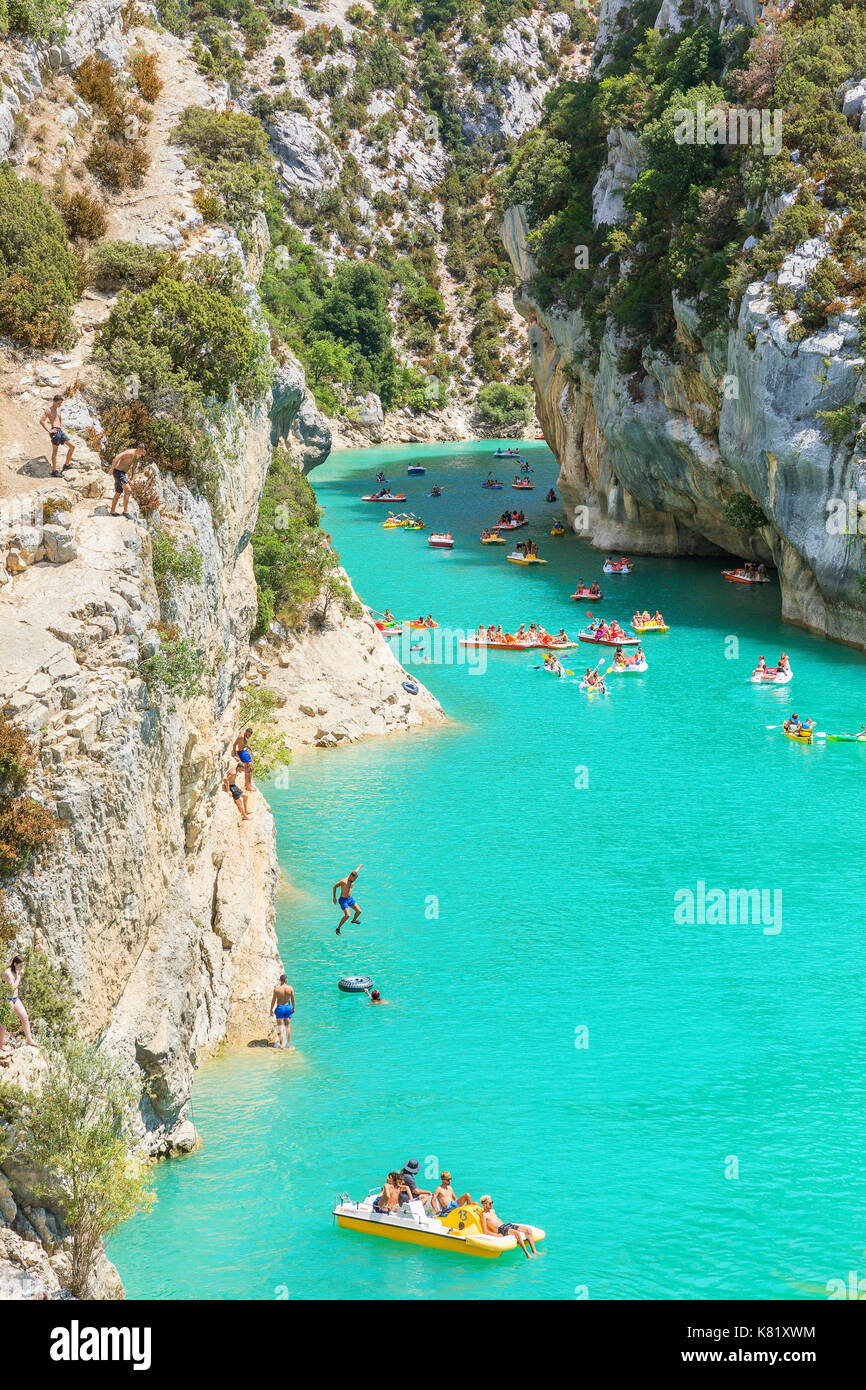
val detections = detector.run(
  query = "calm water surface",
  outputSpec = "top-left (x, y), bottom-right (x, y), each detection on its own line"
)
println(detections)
top-left (111, 440), bottom-right (866, 1300)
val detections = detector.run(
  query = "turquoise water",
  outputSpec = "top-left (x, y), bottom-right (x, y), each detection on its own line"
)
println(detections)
top-left (112, 440), bottom-right (866, 1300)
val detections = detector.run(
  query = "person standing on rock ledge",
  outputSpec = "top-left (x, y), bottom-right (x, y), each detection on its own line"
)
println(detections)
top-left (108, 445), bottom-right (146, 518)
top-left (0, 955), bottom-right (37, 1052)
top-left (333, 864), bottom-right (362, 935)
top-left (224, 762), bottom-right (252, 821)
top-left (40, 396), bottom-right (75, 476)
top-left (232, 728), bottom-right (255, 792)
top-left (270, 975), bottom-right (295, 1049)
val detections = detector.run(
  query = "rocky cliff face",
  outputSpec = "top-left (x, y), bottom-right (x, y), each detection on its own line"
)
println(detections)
top-left (501, 2), bottom-right (866, 650)
top-left (0, 8), bottom-right (444, 1287)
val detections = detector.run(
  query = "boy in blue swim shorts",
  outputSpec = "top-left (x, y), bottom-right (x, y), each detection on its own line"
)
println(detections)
top-left (270, 974), bottom-right (295, 1049)
top-left (332, 863), bottom-right (362, 935)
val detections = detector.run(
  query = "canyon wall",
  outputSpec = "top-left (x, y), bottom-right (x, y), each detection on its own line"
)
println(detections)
top-left (502, 0), bottom-right (866, 650)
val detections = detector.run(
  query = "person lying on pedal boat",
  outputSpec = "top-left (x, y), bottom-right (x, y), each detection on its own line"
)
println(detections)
top-left (480, 1196), bottom-right (538, 1260)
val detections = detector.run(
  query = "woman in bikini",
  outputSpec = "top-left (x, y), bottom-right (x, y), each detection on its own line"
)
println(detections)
top-left (0, 955), bottom-right (37, 1050)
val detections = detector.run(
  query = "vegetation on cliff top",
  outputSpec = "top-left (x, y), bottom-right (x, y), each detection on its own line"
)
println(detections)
top-left (0, 163), bottom-right (81, 348)
top-left (93, 251), bottom-right (271, 490)
top-left (504, 4), bottom-right (866, 367)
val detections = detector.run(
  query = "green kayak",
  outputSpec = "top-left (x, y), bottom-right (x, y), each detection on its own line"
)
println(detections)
top-left (825, 733), bottom-right (866, 742)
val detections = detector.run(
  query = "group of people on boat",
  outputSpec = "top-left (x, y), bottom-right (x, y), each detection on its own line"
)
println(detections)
top-left (784, 713), bottom-right (814, 736)
top-left (372, 1162), bottom-right (539, 1258)
top-left (632, 609), bottom-right (665, 628)
top-left (513, 539), bottom-right (539, 558)
top-left (753, 652), bottom-right (789, 677)
top-left (483, 477), bottom-right (502, 488)
top-left (572, 580), bottom-right (603, 598)
top-left (587, 618), bottom-right (627, 641)
top-left (604, 556), bottom-right (633, 570)
top-left (498, 510), bottom-right (526, 526)
top-left (476, 622), bottom-right (570, 646)
top-left (613, 644), bottom-right (645, 667)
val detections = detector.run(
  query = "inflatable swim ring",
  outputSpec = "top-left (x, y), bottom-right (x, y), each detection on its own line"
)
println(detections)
top-left (402, 679), bottom-right (420, 694)
top-left (338, 976), bottom-right (373, 993)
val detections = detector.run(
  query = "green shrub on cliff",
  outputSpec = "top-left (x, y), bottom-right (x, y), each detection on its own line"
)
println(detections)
top-left (723, 493), bottom-right (767, 532)
top-left (252, 448), bottom-right (361, 636)
top-left (0, 0), bottom-right (66, 38)
top-left (238, 688), bottom-right (292, 778)
top-left (26, 1035), bottom-right (154, 1298)
top-left (477, 381), bottom-right (534, 426)
top-left (94, 254), bottom-right (270, 489)
top-left (139, 626), bottom-right (206, 704)
top-left (150, 530), bottom-right (203, 601)
top-left (174, 106), bottom-right (272, 228)
top-left (17, 950), bottom-right (75, 1043)
top-left (0, 163), bottom-right (80, 348)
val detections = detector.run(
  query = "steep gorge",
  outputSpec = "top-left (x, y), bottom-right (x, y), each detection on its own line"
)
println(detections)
top-left (501, 0), bottom-right (866, 649)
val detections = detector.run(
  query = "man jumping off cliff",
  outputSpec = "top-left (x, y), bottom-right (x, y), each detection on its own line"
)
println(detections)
top-left (333, 863), bottom-right (362, 935)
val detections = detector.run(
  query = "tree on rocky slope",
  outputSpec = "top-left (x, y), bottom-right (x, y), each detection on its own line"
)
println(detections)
top-left (25, 1036), bottom-right (154, 1298)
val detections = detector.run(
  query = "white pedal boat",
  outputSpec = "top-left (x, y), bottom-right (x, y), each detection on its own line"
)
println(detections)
top-left (333, 1191), bottom-right (545, 1260)
top-left (611, 659), bottom-right (648, 673)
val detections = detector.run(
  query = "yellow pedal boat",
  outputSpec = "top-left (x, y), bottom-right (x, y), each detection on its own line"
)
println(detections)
top-left (631, 622), bottom-right (669, 633)
top-left (334, 1191), bottom-right (545, 1260)
top-left (783, 724), bottom-right (813, 744)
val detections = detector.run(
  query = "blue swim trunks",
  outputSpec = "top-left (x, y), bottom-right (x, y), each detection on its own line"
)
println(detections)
top-left (275, 1004), bottom-right (293, 1020)
top-left (339, 896), bottom-right (356, 910)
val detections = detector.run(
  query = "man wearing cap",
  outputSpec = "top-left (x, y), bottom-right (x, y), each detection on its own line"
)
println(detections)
top-left (430, 1171), bottom-right (472, 1216)
top-left (398, 1159), bottom-right (432, 1205)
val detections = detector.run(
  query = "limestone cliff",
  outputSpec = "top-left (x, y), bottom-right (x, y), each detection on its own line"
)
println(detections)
top-left (501, 0), bottom-right (866, 650)
top-left (0, 0), bottom-right (439, 1300)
